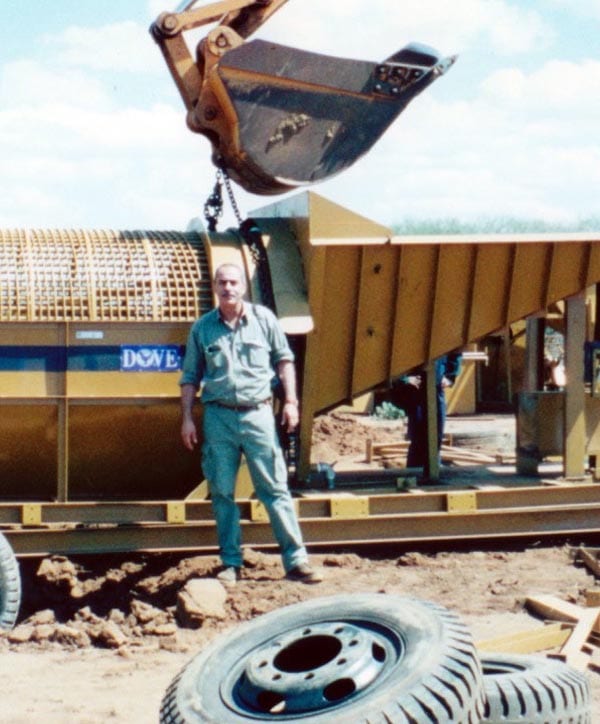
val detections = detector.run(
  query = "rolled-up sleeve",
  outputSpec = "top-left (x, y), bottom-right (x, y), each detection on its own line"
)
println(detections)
top-left (179, 320), bottom-right (204, 387)
top-left (262, 308), bottom-right (294, 366)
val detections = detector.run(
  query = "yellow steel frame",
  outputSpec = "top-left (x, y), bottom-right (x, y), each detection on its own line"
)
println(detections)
top-left (2, 192), bottom-right (600, 554)
top-left (3, 482), bottom-right (600, 556)
top-left (255, 192), bottom-right (600, 477)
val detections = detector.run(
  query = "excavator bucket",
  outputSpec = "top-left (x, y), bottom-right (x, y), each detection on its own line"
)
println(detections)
top-left (151, 2), bottom-right (456, 195)
top-left (208, 41), bottom-right (456, 194)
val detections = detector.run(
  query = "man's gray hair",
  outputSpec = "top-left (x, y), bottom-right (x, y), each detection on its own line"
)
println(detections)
top-left (213, 263), bottom-right (245, 282)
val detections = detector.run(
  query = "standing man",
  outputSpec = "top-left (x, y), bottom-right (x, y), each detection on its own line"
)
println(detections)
top-left (391, 352), bottom-right (462, 468)
top-left (179, 263), bottom-right (321, 585)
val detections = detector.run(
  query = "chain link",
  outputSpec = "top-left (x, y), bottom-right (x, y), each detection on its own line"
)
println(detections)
top-left (203, 166), bottom-right (244, 231)
top-left (203, 173), bottom-right (223, 232)
top-left (221, 167), bottom-right (244, 227)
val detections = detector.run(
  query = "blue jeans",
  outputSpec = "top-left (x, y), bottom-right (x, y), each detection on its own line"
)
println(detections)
top-left (202, 403), bottom-right (308, 572)
top-left (405, 386), bottom-right (446, 468)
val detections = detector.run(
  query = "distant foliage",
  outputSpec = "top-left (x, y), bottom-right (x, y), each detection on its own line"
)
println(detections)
top-left (373, 401), bottom-right (405, 420)
top-left (392, 217), bottom-right (600, 235)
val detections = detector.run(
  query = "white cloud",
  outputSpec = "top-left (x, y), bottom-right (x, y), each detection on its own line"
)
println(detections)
top-left (0, 59), bottom-right (110, 109)
top-left (257, 0), bottom-right (552, 59)
top-left (45, 21), bottom-right (163, 75)
top-left (548, 0), bottom-right (600, 21)
top-left (479, 1), bottom-right (551, 54)
top-left (0, 0), bottom-right (597, 231)
top-left (30, 103), bottom-right (192, 152)
top-left (309, 48), bottom-right (600, 226)
top-left (584, 0), bottom-right (600, 18)
top-left (0, 88), bottom-right (213, 229)
top-left (482, 60), bottom-right (600, 113)
top-left (147, 0), bottom-right (170, 22)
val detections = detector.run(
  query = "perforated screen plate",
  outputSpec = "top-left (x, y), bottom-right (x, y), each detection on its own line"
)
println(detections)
top-left (0, 229), bottom-right (211, 322)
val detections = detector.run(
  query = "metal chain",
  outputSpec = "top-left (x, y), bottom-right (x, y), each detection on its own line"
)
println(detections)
top-left (220, 166), bottom-right (244, 227)
top-left (203, 173), bottom-right (223, 232)
top-left (203, 165), bottom-right (244, 231)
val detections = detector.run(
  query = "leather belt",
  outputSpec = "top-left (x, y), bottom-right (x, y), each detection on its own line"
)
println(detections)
top-left (210, 399), bottom-right (270, 411)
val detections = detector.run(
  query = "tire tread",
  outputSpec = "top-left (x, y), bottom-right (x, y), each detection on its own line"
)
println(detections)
top-left (480, 652), bottom-right (592, 723)
top-left (159, 594), bottom-right (485, 723)
top-left (0, 532), bottom-right (20, 630)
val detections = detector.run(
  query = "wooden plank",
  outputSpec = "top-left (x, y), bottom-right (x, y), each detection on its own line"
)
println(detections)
top-left (549, 645), bottom-right (593, 671)
top-left (585, 589), bottom-right (600, 607)
top-left (368, 439), bottom-right (501, 466)
top-left (588, 645), bottom-right (600, 673)
top-left (440, 445), bottom-right (498, 462)
top-left (579, 547), bottom-right (600, 578)
top-left (369, 443), bottom-right (408, 455)
top-left (553, 607), bottom-right (600, 670)
top-left (571, 546), bottom-right (600, 557)
top-left (476, 622), bottom-right (570, 654)
top-left (366, 439), bottom-right (374, 463)
top-left (525, 594), bottom-right (600, 630)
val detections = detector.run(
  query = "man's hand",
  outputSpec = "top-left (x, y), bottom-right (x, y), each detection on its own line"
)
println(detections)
top-left (181, 419), bottom-right (198, 450)
top-left (180, 384), bottom-right (199, 450)
top-left (281, 401), bottom-right (299, 432)
top-left (276, 359), bottom-right (299, 432)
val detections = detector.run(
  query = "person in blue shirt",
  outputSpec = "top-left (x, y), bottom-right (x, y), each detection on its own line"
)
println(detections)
top-left (391, 353), bottom-right (462, 468)
top-left (179, 263), bottom-right (321, 585)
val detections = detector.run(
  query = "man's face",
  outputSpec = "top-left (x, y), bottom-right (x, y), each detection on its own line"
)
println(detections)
top-left (214, 266), bottom-right (246, 308)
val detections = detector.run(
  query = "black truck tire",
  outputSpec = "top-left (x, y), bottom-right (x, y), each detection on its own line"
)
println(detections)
top-left (160, 593), bottom-right (485, 723)
top-left (0, 532), bottom-right (21, 630)
top-left (480, 652), bottom-right (592, 723)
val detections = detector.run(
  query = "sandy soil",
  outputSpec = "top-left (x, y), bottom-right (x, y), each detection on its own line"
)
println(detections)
top-left (1, 412), bottom-right (600, 722)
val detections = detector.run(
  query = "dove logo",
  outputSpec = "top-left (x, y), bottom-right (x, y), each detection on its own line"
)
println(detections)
top-left (120, 345), bottom-right (182, 372)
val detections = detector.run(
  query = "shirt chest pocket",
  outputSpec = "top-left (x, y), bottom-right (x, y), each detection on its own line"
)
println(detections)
top-left (204, 343), bottom-right (227, 373)
top-left (240, 340), bottom-right (271, 369)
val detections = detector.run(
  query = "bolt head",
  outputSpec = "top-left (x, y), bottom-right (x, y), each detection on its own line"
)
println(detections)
top-left (162, 14), bottom-right (178, 31)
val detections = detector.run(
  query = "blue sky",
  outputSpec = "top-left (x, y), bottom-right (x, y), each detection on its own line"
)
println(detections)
top-left (1, 0), bottom-right (599, 231)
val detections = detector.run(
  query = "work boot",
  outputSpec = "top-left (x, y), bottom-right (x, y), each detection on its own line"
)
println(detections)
top-left (216, 566), bottom-right (241, 586)
top-left (285, 563), bottom-right (323, 584)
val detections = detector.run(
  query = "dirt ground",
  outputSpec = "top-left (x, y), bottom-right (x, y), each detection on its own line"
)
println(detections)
top-left (2, 411), bottom-right (600, 722)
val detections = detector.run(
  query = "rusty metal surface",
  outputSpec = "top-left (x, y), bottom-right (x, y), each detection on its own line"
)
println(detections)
top-left (1, 482), bottom-right (598, 525)
top-left (2, 194), bottom-right (600, 545)
top-left (255, 193), bottom-right (600, 417)
top-left (3, 481), bottom-right (600, 556)
top-left (0, 228), bottom-right (231, 502)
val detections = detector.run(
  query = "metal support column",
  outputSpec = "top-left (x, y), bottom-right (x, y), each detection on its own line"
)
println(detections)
top-left (525, 316), bottom-right (545, 392)
top-left (424, 360), bottom-right (440, 481)
top-left (57, 323), bottom-right (69, 502)
top-left (564, 293), bottom-right (586, 478)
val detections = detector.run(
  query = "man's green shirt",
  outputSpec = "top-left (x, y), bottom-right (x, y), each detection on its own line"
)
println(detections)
top-left (179, 302), bottom-right (294, 405)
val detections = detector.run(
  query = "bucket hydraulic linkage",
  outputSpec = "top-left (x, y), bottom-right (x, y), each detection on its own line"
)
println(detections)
top-left (151, 0), bottom-right (456, 195)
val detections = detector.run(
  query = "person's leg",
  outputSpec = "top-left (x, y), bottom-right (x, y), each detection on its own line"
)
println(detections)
top-left (202, 406), bottom-right (243, 569)
top-left (241, 406), bottom-right (308, 573)
top-left (407, 401), bottom-right (427, 467)
top-left (437, 387), bottom-right (447, 453)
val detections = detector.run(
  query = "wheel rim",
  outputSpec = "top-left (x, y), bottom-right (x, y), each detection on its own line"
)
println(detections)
top-left (221, 619), bottom-right (403, 717)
